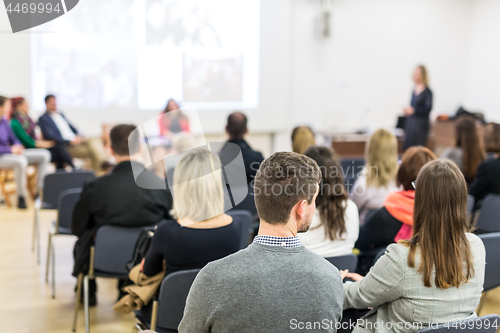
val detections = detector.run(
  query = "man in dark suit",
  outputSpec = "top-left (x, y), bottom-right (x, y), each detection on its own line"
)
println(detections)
top-left (38, 94), bottom-right (105, 172)
top-left (218, 112), bottom-right (264, 183)
top-left (218, 112), bottom-right (264, 217)
top-left (72, 124), bottom-right (173, 305)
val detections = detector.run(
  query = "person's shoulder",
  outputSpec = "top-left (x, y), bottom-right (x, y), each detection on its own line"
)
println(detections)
top-left (345, 199), bottom-right (359, 214)
top-left (154, 219), bottom-right (178, 233)
top-left (465, 233), bottom-right (485, 253)
top-left (38, 113), bottom-right (50, 122)
top-left (385, 242), bottom-right (410, 263)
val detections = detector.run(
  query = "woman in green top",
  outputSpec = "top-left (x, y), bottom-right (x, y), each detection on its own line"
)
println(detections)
top-left (10, 97), bottom-right (74, 169)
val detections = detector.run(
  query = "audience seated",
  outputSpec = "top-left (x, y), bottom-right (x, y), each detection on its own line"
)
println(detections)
top-left (483, 122), bottom-right (500, 160)
top-left (291, 126), bottom-right (316, 154)
top-left (0, 96), bottom-right (50, 209)
top-left (140, 148), bottom-right (243, 320)
top-left (218, 112), bottom-right (264, 184)
top-left (71, 124), bottom-right (173, 306)
top-left (470, 122), bottom-right (500, 211)
top-left (355, 146), bottom-right (436, 252)
top-left (342, 159), bottom-right (485, 333)
top-left (299, 146), bottom-right (359, 257)
top-left (38, 94), bottom-right (106, 172)
top-left (9, 96), bottom-right (74, 169)
top-left (350, 129), bottom-right (399, 225)
top-left (441, 116), bottom-right (485, 184)
top-left (179, 152), bottom-right (343, 333)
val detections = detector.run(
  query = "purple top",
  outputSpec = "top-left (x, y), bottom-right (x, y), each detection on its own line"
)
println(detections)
top-left (0, 116), bottom-right (21, 155)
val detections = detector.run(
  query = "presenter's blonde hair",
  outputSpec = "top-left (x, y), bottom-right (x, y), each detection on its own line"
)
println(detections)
top-left (417, 65), bottom-right (429, 87)
top-left (170, 148), bottom-right (224, 222)
top-left (366, 129), bottom-right (399, 187)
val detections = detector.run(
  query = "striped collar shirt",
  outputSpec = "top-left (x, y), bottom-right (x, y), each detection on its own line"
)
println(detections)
top-left (253, 235), bottom-right (302, 248)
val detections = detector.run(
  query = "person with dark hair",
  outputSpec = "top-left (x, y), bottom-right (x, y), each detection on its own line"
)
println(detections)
top-left (342, 160), bottom-right (485, 333)
top-left (470, 122), bottom-right (500, 211)
top-left (442, 116), bottom-right (485, 183)
top-left (71, 124), bottom-right (173, 306)
top-left (179, 152), bottom-right (343, 333)
top-left (218, 111), bottom-right (264, 184)
top-left (38, 94), bottom-right (105, 172)
top-left (0, 96), bottom-right (51, 208)
top-left (355, 146), bottom-right (436, 254)
top-left (299, 146), bottom-right (359, 257)
top-left (9, 96), bottom-right (74, 169)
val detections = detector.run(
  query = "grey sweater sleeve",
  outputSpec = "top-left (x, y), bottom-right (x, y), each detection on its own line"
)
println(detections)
top-left (178, 266), bottom-right (214, 332)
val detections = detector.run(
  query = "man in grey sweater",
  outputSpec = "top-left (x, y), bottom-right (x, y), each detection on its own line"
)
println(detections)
top-left (179, 152), bottom-right (344, 333)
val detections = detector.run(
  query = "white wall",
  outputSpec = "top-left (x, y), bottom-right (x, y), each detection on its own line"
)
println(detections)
top-left (465, 0), bottom-right (500, 122)
top-left (1, 0), bottom-right (497, 153)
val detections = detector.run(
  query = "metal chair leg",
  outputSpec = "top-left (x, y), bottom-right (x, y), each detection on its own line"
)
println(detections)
top-left (51, 239), bottom-right (55, 299)
top-left (150, 300), bottom-right (159, 332)
top-left (36, 212), bottom-right (41, 265)
top-left (32, 207), bottom-right (38, 252)
top-left (45, 232), bottom-right (52, 283)
top-left (84, 275), bottom-right (90, 333)
top-left (73, 273), bottom-right (83, 332)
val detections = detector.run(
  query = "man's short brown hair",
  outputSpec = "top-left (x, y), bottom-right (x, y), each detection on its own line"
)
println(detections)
top-left (397, 146), bottom-right (436, 191)
top-left (110, 124), bottom-right (139, 156)
top-left (254, 151), bottom-right (321, 224)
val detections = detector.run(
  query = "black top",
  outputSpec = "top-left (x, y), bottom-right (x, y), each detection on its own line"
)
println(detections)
top-left (469, 157), bottom-right (500, 210)
top-left (355, 207), bottom-right (402, 251)
top-left (410, 87), bottom-right (433, 118)
top-left (219, 138), bottom-right (264, 184)
top-left (142, 217), bottom-right (242, 277)
top-left (72, 161), bottom-right (173, 237)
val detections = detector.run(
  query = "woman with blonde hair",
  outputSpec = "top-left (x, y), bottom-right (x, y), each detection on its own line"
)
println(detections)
top-left (351, 129), bottom-right (399, 224)
top-left (403, 65), bottom-right (433, 149)
top-left (142, 148), bottom-right (242, 277)
top-left (291, 126), bottom-right (316, 154)
top-left (343, 159), bottom-right (485, 333)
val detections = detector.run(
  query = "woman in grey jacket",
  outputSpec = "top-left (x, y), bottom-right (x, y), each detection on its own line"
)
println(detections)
top-left (342, 159), bottom-right (485, 333)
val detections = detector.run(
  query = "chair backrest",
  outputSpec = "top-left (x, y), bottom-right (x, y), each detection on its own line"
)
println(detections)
top-left (43, 171), bottom-right (95, 209)
top-left (478, 232), bottom-right (500, 291)
top-left (416, 314), bottom-right (500, 333)
top-left (228, 183), bottom-right (258, 218)
top-left (156, 269), bottom-right (201, 331)
top-left (93, 225), bottom-right (145, 276)
top-left (227, 210), bottom-right (253, 249)
top-left (57, 188), bottom-right (82, 232)
top-left (467, 195), bottom-right (475, 215)
top-left (325, 253), bottom-right (358, 273)
top-left (476, 194), bottom-right (500, 232)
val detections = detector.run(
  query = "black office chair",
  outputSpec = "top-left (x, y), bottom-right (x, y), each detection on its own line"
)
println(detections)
top-left (227, 210), bottom-right (254, 248)
top-left (325, 253), bottom-right (358, 273)
top-left (475, 194), bottom-right (500, 233)
top-left (34, 171), bottom-right (95, 264)
top-left (45, 188), bottom-right (82, 299)
top-left (477, 232), bottom-right (500, 315)
top-left (73, 225), bottom-right (145, 333)
top-left (135, 269), bottom-right (201, 333)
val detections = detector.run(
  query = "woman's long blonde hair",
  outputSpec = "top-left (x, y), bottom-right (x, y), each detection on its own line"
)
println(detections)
top-left (366, 129), bottom-right (399, 187)
top-left (417, 65), bottom-right (429, 87)
top-left (292, 126), bottom-right (316, 155)
top-left (170, 148), bottom-right (224, 222)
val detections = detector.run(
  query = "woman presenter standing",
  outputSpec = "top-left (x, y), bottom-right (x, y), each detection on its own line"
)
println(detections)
top-left (403, 65), bottom-right (433, 150)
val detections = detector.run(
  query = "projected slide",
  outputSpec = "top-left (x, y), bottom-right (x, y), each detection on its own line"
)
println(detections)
top-left (31, 0), bottom-right (260, 111)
